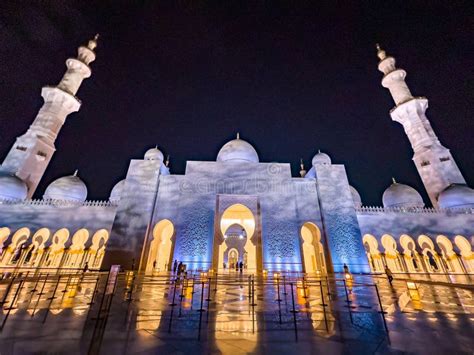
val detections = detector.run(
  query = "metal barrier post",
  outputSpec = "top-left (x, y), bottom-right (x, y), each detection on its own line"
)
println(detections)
top-left (374, 283), bottom-right (389, 335)
top-left (42, 275), bottom-right (61, 324)
top-left (319, 280), bottom-right (329, 331)
top-left (0, 278), bottom-right (24, 331)
top-left (197, 281), bottom-right (205, 340)
top-left (342, 279), bottom-right (353, 324)
top-left (290, 282), bottom-right (298, 341)
top-left (276, 275), bottom-right (282, 324)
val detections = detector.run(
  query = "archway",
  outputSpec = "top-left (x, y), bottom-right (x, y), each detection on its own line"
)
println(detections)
top-left (363, 234), bottom-right (384, 272)
top-left (300, 222), bottom-right (326, 275)
top-left (146, 219), bottom-right (174, 273)
top-left (454, 235), bottom-right (474, 272)
top-left (24, 228), bottom-right (51, 267)
top-left (66, 229), bottom-right (89, 269)
top-left (89, 229), bottom-right (109, 269)
top-left (381, 234), bottom-right (403, 272)
top-left (45, 228), bottom-right (70, 268)
top-left (218, 203), bottom-right (257, 272)
top-left (1, 227), bottom-right (30, 266)
top-left (436, 235), bottom-right (464, 273)
top-left (418, 235), bottom-right (442, 273)
top-left (400, 234), bottom-right (422, 272)
top-left (0, 228), bottom-right (11, 258)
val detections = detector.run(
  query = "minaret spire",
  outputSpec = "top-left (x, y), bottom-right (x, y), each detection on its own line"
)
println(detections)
top-left (0, 35), bottom-right (99, 198)
top-left (376, 44), bottom-right (466, 207)
top-left (299, 158), bottom-right (306, 177)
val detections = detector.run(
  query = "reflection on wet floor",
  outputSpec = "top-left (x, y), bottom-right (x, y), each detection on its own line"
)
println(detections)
top-left (0, 271), bottom-right (473, 353)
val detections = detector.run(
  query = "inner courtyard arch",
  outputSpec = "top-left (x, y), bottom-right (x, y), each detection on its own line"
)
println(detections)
top-left (146, 219), bottom-right (175, 273)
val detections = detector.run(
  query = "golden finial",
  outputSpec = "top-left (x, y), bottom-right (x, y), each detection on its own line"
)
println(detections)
top-left (376, 43), bottom-right (387, 61)
top-left (73, 169), bottom-right (79, 177)
top-left (392, 177), bottom-right (397, 184)
top-left (236, 132), bottom-right (240, 139)
top-left (165, 155), bottom-right (170, 167)
top-left (87, 33), bottom-right (99, 51)
top-left (299, 158), bottom-right (306, 177)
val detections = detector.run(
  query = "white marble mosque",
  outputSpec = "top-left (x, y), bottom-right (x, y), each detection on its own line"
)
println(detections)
top-left (0, 37), bottom-right (473, 276)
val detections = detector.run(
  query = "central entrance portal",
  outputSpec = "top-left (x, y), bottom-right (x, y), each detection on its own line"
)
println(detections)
top-left (212, 196), bottom-right (262, 272)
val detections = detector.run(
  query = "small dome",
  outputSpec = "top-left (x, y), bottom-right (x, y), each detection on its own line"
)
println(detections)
top-left (438, 184), bottom-right (474, 209)
top-left (217, 135), bottom-right (259, 163)
top-left (109, 179), bottom-right (125, 203)
top-left (44, 171), bottom-right (87, 203)
top-left (312, 151), bottom-right (331, 166)
top-left (144, 147), bottom-right (164, 161)
top-left (350, 185), bottom-right (362, 208)
top-left (0, 174), bottom-right (27, 201)
top-left (382, 180), bottom-right (424, 209)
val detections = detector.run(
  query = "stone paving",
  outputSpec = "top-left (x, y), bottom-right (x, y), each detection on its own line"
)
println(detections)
top-left (0, 271), bottom-right (473, 354)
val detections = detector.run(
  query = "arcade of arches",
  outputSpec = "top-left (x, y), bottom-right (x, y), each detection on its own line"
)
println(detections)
top-left (0, 226), bottom-right (109, 271)
top-left (363, 233), bottom-right (474, 274)
top-left (300, 222), bottom-right (326, 275)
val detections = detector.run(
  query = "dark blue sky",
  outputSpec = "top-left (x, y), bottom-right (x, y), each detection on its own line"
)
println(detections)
top-left (0, 1), bottom-right (473, 205)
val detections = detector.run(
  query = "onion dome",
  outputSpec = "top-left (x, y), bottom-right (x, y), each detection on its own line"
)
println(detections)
top-left (438, 184), bottom-right (474, 209)
top-left (382, 178), bottom-right (424, 209)
top-left (0, 174), bottom-right (28, 201)
top-left (312, 150), bottom-right (331, 166)
top-left (43, 170), bottom-right (87, 203)
top-left (350, 185), bottom-right (362, 208)
top-left (109, 179), bottom-right (125, 204)
top-left (144, 147), bottom-right (164, 162)
top-left (217, 133), bottom-right (259, 163)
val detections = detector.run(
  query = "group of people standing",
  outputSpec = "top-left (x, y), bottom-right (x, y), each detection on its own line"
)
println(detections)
top-left (172, 259), bottom-right (187, 276)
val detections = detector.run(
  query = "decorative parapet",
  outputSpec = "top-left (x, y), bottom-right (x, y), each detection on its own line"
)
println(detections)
top-left (0, 199), bottom-right (117, 207)
top-left (356, 206), bottom-right (474, 215)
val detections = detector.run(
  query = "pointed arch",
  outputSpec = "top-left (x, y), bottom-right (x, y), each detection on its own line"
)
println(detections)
top-left (1, 227), bottom-right (30, 265)
top-left (146, 219), bottom-right (175, 273)
top-left (454, 235), bottom-right (474, 272)
top-left (400, 234), bottom-right (422, 272)
top-left (88, 229), bottom-right (109, 269)
top-left (300, 222), bottom-right (326, 274)
top-left (44, 228), bottom-right (70, 268)
top-left (418, 235), bottom-right (442, 273)
top-left (381, 234), bottom-right (403, 272)
top-left (23, 228), bottom-right (51, 267)
top-left (362, 234), bottom-right (384, 272)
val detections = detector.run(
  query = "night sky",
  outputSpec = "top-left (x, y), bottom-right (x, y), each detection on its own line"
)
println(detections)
top-left (0, 2), bottom-right (473, 206)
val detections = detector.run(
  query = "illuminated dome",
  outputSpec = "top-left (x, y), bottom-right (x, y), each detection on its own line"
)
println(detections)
top-left (382, 179), bottom-right (424, 208)
top-left (109, 179), bottom-right (125, 204)
top-left (43, 171), bottom-right (87, 203)
top-left (217, 135), bottom-right (259, 163)
top-left (350, 185), bottom-right (362, 208)
top-left (312, 151), bottom-right (331, 166)
top-left (144, 147), bottom-right (164, 161)
top-left (0, 174), bottom-right (28, 201)
top-left (438, 184), bottom-right (474, 209)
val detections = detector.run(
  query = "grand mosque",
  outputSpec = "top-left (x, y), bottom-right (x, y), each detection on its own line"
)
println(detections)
top-left (0, 36), bottom-right (473, 276)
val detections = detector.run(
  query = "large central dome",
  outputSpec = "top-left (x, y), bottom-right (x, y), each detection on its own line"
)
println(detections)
top-left (216, 135), bottom-right (259, 163)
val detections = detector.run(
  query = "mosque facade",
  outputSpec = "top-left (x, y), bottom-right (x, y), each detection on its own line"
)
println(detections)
top-left (0, 37), bottom-right (473, 276)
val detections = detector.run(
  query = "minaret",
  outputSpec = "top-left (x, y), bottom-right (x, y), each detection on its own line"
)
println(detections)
top-left (376, 44), bottom-right (466, 207)
top-left (0, 35), bottom-right (99, 198)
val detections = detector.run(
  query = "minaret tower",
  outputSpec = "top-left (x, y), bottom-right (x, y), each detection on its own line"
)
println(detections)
top-left (376, 44), bottom-right (466, 207)
top-left (0, 35), bottom-right (99, 198)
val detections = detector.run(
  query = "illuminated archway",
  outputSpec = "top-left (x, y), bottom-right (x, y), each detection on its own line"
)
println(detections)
top-left (436, 235), bottom-right (463, 273)
top-left (363, 234), bottom-right (384, 272)
top-left (218, 203), bottom-right (256, 272)
top-left (1, 227), bottom-right (30, 266)
top-left (418, 235), bottom-right (442, 273)
top-left (146, 219), bottom-right (174, 273)
top-left (381, 234), bottom-right (403, 272)
top-left (454, 235), bottom-right (474, 272)
top-left (400, 234), bottom-right (422, 272)
top-left (300, 222), bottom-right (326, 275)
top-left (89, 229), bottom-right (109, 269)
top-left (24, 228), bottom-right (51, 267)
top-left (45, 228), bottom-right (70, 268)
top-left (66, 229), bottom-right (90, 269)
top-left (0, 227), bottom-right (11, 257)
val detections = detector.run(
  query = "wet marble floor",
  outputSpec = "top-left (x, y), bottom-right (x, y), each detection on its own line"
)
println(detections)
top-left (0, 271), bottom-right (473, 354)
